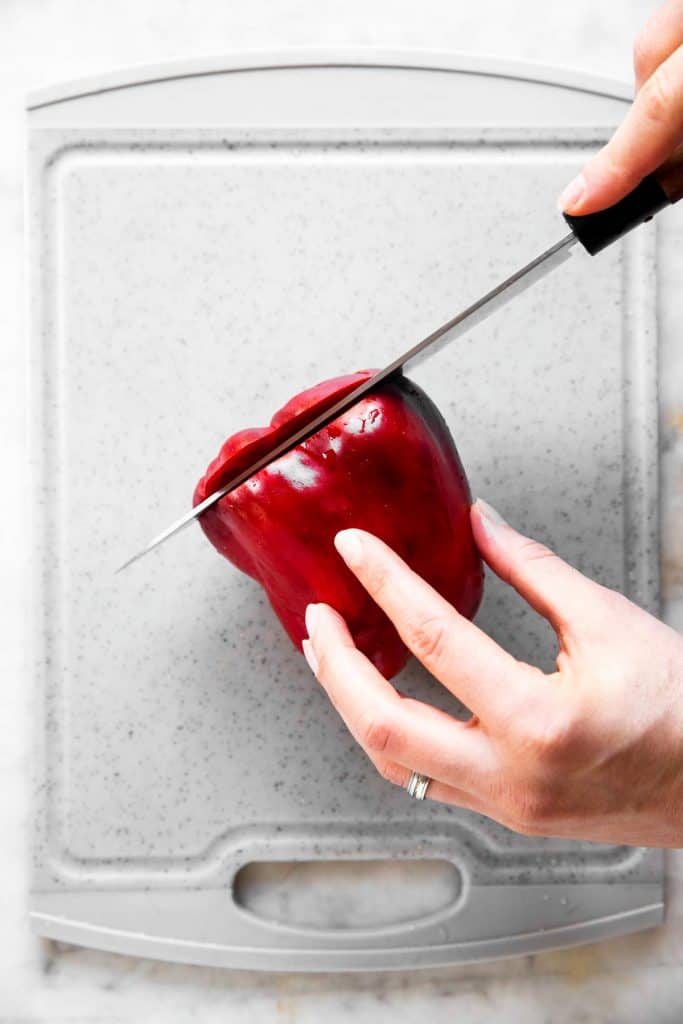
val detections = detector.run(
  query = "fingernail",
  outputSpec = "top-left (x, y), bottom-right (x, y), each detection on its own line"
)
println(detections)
top-left (302, 638), bottom-right (319, 675)
top-left (557, 173), bottom-right (587, 212)
top-left (475, 498), bottom-right (508, 539)
top-left (334, 529), bottom-right (363, 568)
top-left (305, 603), bottom-right (318, 637)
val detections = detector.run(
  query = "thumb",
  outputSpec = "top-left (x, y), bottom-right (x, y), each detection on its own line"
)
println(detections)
top-left (471, 499), bottom-right (605, 633)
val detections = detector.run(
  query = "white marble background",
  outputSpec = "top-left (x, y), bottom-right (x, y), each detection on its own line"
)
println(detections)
top-left (3, 1), bottom-right (683, 1021)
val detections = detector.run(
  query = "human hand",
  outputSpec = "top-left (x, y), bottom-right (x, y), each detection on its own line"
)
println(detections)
top-left (559, 0), bottom-right (683, 214)
top-left (302, 501), bottom-right (683, 847)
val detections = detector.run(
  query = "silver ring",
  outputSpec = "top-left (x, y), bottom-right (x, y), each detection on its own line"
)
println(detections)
top-left (406, 770), bottom-right (431, 801)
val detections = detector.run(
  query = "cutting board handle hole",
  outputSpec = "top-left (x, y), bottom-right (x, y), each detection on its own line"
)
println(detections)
top-left (232, 858), bottom-right (462, 930)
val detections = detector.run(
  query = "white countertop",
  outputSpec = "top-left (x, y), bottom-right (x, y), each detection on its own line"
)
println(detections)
top-left (3, 1), bottom-right (683, 1020)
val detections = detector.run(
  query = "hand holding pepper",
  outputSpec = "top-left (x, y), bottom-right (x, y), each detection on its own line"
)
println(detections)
top-left (302, 505), bottom-right (683, 847)
top-left (303, 0), bottom-right (683, 849)
top-left (559, 0), bottom-right (683, 213)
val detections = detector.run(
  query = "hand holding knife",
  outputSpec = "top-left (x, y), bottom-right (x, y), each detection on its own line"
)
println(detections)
top-left (118, 146), bottom-right (683, 574)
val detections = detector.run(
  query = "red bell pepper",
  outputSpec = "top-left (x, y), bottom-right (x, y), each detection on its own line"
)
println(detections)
top-left (194, 370), bottom-right (483, 678)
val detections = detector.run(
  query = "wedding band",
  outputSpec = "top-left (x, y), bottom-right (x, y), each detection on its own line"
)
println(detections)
top-left (406, 770), bottom-right (431, 801)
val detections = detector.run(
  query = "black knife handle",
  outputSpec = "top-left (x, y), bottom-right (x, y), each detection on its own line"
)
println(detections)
top-left (563, 144), bottom-right (683, 255)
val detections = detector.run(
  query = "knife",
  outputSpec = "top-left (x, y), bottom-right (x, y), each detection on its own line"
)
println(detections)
top-left (118, 151), bottom-right (683, 573)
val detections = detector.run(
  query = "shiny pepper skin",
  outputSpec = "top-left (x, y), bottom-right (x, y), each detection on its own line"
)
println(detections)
top-left (194, 370), bottom-right (484, 679)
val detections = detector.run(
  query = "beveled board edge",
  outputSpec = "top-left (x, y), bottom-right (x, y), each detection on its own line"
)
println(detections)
top-left (26, 49), bottom-right (632, 111)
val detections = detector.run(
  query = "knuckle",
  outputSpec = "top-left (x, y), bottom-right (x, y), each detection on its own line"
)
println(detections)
top-left (597, 146), bottom-right (640, 192)
top-left (356, 709), bottom-right (394, 755)
top-left (362, 559), bottom-right (393, 603)
top-left (375, 759), bottom-right (406, 787)
top-left (515, 707), bottom-right (582, 767)
top-left (517, 537), bottom-right (555, 566)
top-left (506, 538), bottom-right (556, 589)
top-left (640, 66), bottom-right (674, 125)
top-left (600, 585), bottom-right (634, 619)
top-left (404, 614), bottom-right (450, 667)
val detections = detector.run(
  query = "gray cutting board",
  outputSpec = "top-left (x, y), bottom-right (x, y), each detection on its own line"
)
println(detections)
top-left (27, 52), bottom-right (663, 970)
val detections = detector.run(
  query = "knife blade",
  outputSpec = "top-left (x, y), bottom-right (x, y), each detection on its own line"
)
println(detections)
top-left (118, 150), bottom-right (683, 573)
top-left (116, 232), bottom-right (577, 573)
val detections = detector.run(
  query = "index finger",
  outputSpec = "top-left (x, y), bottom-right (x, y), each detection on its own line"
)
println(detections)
top-left (333, 528), bottom-right (534, 720)
top-left (563, 42), bottom-right (683, 214)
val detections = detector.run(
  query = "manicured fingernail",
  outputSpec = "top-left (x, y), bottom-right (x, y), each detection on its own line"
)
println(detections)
top-left (305, 603), bottom-right (318, 637)
top-left (475, 498), bottom-right (508, 539)
top-left (302, 638), bottom-right (319, 675)
top-left (557, 173), bottom-right (586, 212)
top-left (334, 529), bottom-right (363, 568)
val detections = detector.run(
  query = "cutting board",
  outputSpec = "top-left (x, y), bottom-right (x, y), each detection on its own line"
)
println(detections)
top-left (26, 51), bottom-right (664, 970)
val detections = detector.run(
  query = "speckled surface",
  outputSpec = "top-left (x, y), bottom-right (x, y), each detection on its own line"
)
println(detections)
top-left (5, 0), bottom-right (683, 1017)
top-left (27, 114), bottom-right (662, 965)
